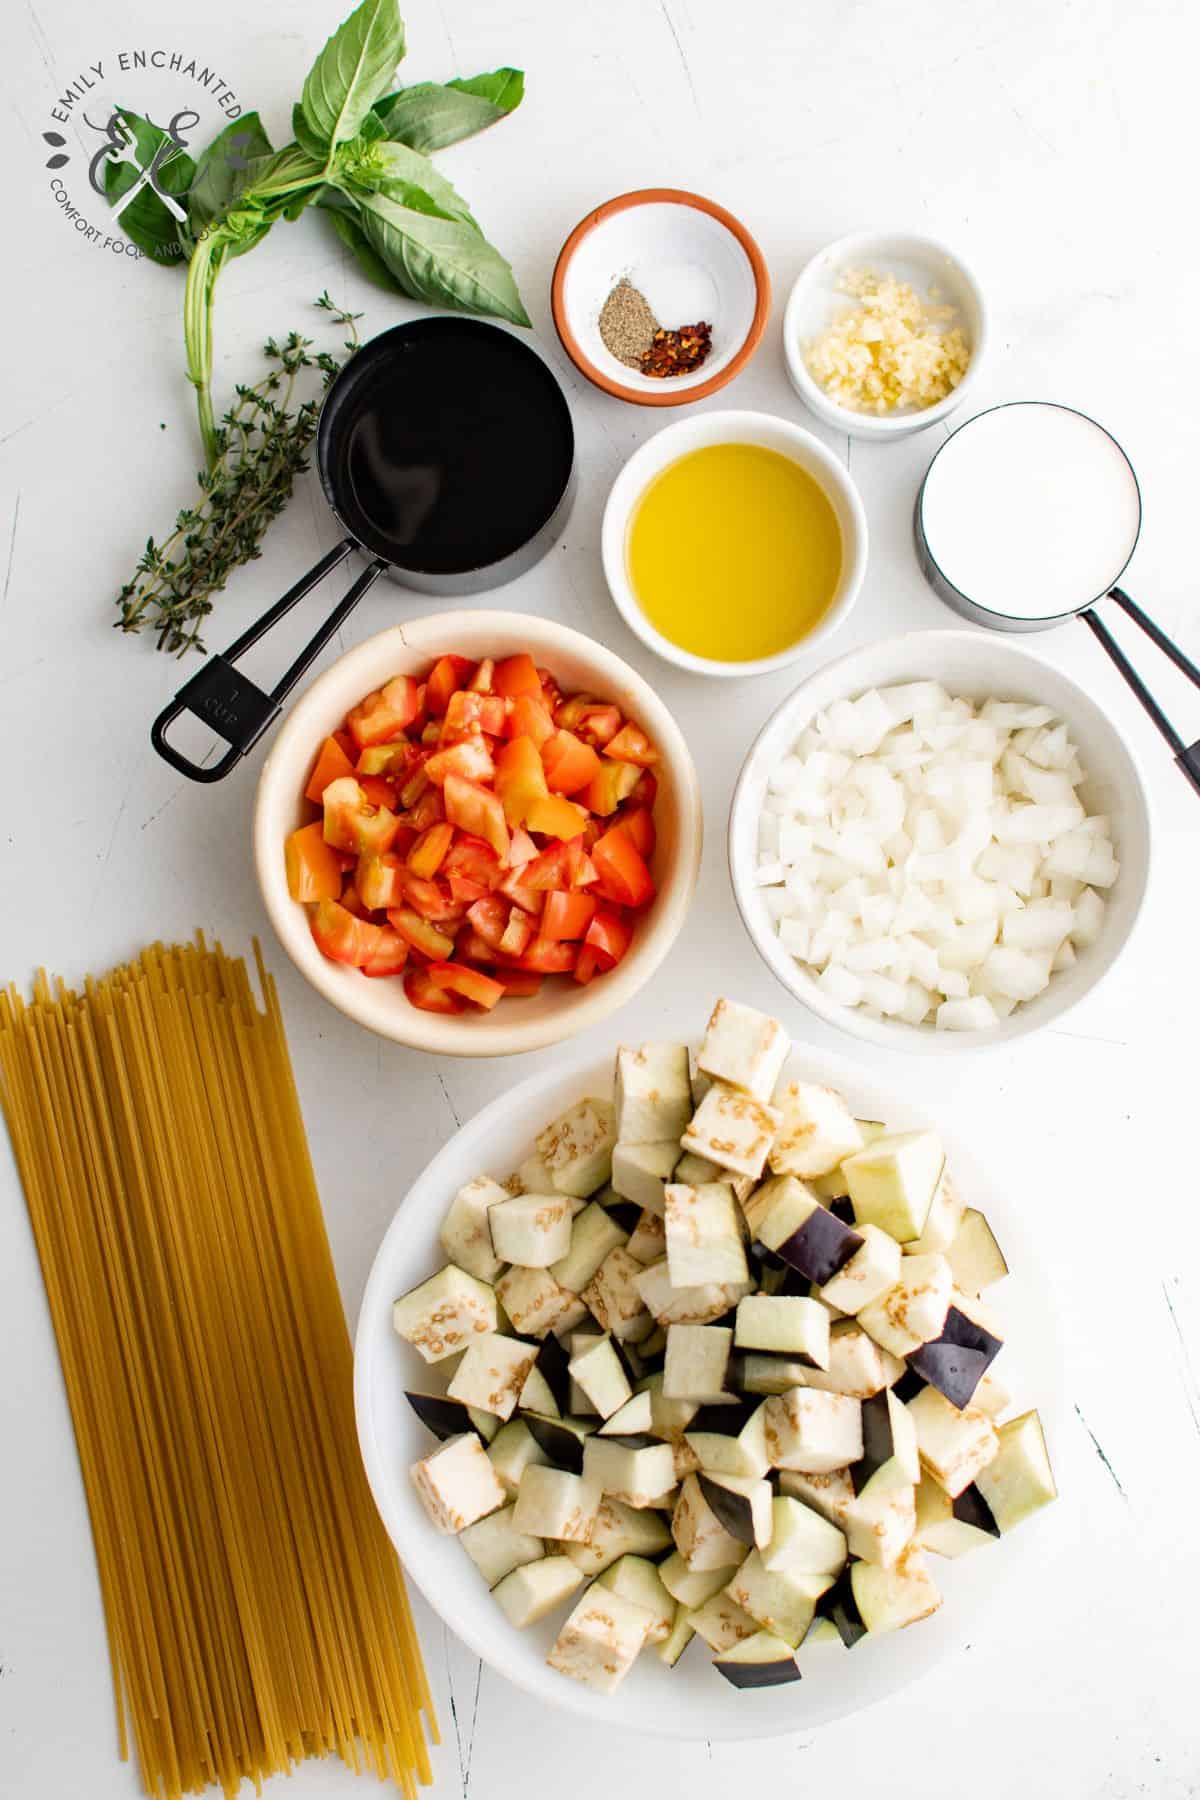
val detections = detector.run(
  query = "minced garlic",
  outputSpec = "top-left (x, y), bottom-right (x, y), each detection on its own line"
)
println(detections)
top-left (803, 268), bottom-right (970, 415)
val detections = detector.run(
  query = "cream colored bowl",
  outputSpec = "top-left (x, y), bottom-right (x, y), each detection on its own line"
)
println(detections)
top-left (254, 612), bottom-right (702, 1056)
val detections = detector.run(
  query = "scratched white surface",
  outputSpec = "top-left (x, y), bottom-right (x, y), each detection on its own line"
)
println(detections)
top-left (2, 0), bottom-right (1199, 1796)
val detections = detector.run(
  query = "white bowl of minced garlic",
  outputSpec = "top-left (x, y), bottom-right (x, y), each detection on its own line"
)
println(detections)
top-left (784, 230), bottom-right (987, 439)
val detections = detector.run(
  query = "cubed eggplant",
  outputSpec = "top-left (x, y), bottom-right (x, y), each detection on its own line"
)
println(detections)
top-left (697, 1472), bottom-right (773, 1548)
top-left (858, 1254), bottom-right (952, 1358)
top-left (734, 1294), bottom-right (831, 1367)
top-left (595, 1554), bottom-right (675, 1642)
top-left (488, 1418), bottom-right (550, 1495)
top-left (495, 1264), bottom-right (587, 1339)
top-left (907, 1386), bottom-right (999, 1497)
top-left (568, 1333), bottom-right (634, 1420)
top-left (725, 1549), bottom-right (833, 1646)
top-left (682, 1082), bottom-right (782, 1182)
top-left (583, 1434), bottom-right (678, 1509)
top-left (946, 1206), bottom-right (1009, 1295)
top-left (492, 1554), bottom-right (583, 1627)
top-left (547, 1586), bottom-right (655, 1691)
top-left (763, 1389), bottom-right (863, 1475)
top-left (914, 1474), bottom-right (1000, 1556)
top-left (511, 1464), bottom-right (601, 1542)
top-left (713, 1630), bottom-right (802, 1687)
top-left (841, 1130), bottom-right (946, 1243)
top-left (820, 1565), bottom-right (868, 1647)
top-left (523, 1412), bottom-right (593, 1474)
top-left (410, 1433), bottom-right (507, 1534)
top-left (684, 1401), bottom-right (771, 1480)
top-left (672, 1473), bottom-right (747, 1571)
top-left (850, 1545), bottom-right (942, 1634)
top-left (974, 1409), bottom-right (1056, 1532)
top-left (659, 1549), bottom-right (747, 1608)
top-left (802, 1321), bottom-right (904, 1400)
top-left (564, 1495), bottom-right (673, 1577)
top-left (614, 1042), bottom-right (693, 1144)
top-left (446, 1333), bottom-right (538, 1422)
top-left (687, 1589), bottom-right (759, 1652)
top-left (440, 1176), bottom-right (509, 1283)
top-left (612, 1140), bottom-right (682, 1215)
top-left (635, 1258), bottom-right (753, 1328)
top-left (663, 1181), bottom-right (751, 1288)
top-left (598, 1389), bottom-right (655, 1437)
top-left (405, 1391), bottom-right (490, 1443)
top-left (818, 1224), bottom-right (902, 1316)
top-left (459, 1502), bottom-right (545, 1586)
top-left (536, 1098), bottom-right (617, 1198)
top-left (852, 1389), bottom-right (921, 1496)
top-left (769, 1081), bottom-right (864, 1179)
top-left (906, 1303), bottom-right (1003, 1410)
top-left (695, 997), bottom-right (790, 1101)
top-left (762, 1495), bottom-right (847, 1577)
top-left (550, 1201), bottom-right (631, 1293)
top-left (393, 1264), bottom-right (497, 1364)
top-left (582, 1247), bottom-right (655, 1343)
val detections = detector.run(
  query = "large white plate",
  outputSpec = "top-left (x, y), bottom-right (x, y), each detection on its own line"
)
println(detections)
top-left (354, 1037), bottom-right (1065, 1739)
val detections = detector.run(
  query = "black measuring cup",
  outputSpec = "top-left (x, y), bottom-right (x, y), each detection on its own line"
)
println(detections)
top-left (916, 401), bottom-right (1200, 796)
top-left (151, 317), bottom-right (576, 783)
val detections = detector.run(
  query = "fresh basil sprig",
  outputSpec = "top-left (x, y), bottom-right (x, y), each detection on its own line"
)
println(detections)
top-left (116, 0), bottom-right (528, 467)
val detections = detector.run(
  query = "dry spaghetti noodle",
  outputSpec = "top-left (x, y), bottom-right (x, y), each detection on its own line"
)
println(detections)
top-left (0, 937), bottom-right (436, 1798)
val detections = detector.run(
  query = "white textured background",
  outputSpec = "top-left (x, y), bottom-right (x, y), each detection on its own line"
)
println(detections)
top-left (2, 0), bottom-right (1198, 1796)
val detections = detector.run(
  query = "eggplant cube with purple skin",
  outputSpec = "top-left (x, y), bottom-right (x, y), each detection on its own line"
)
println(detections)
top-left (768, 1081), bottom-right (864, 1179)
top-left (673, 1472), bottom-right (748, 1570)
top-left (614, 1042), bottom-right (693, 1144)
top-left (696, 997), bottom-right (791, 1101)
top-left (818, 1224), bottom-right (902, 1316)
top-left (681, 1082), bottom-right (781, 1181)
top-left (914, 1475), bottom-right (1001, 1557)
top-left (974, 1409), bottom-right (1057, 1532)
top-left (683, 1401), bottom-right (771, 1480)
top-left (663, 1181), bottom-right (750, 1288)
top-left (764, 1388), bottom-right (864, 1474)
top-left (745, 1176), bottom-right (864, 1286)
top-left (714, 1631), bottom-right (802, 1688)
top-left (907, 1301), bottom-right (1003, 1410)
top-left (568, 1333), bottom-right (633, 1421)
top-left (547, 1585), bottom-right (654, 1692)
top-left (695, 1471), bottom-right (774, 1548)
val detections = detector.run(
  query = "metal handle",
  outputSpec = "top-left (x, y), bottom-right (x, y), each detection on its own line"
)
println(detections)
top-left (150, 538), bottom-right (387, 783)
top-left (1082, 588), bottom-right (1200, 798)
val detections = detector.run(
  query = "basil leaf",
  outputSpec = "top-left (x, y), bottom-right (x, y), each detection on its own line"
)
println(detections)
top-left (320, 197), bottom-right (401, 293)
top-left (360, 140), bottom-right (478, 229)
top-left (291, 102), bottom-right (330, 165)
top-left (102, 108), bottom-right (195, 265)
top-left (356, 189), bottom-right (530, 326)
top-left (187, 112), bottom-right (273, 233)
top-left (300, 0), bottom-right (405, 155)
top-left (371, 67), bottom-right (524, 153)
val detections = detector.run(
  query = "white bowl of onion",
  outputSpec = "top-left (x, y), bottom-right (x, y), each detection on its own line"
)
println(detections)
top-left (728, 630), bottom-right (1150, 1051)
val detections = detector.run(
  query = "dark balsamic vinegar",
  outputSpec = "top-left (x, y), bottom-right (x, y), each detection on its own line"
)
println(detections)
top-left (330, 319), bottom-right (574, 575)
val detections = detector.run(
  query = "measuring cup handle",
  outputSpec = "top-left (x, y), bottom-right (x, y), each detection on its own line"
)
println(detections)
top-left (1081, 590), bottom-right (1200, 798)
top-left (150, 539), bottom-right (387, 784)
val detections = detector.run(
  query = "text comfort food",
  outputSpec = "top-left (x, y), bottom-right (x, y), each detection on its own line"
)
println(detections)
top-left (394, 997), bottom-right (1055, 1695)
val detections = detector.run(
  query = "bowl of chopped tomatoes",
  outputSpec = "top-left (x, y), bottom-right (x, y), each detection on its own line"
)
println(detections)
top-left (253, 611), bottom-right (703, 1055)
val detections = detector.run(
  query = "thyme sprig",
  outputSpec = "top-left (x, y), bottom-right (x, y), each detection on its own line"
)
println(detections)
top-left (116, 294), bottom-right (362, 657)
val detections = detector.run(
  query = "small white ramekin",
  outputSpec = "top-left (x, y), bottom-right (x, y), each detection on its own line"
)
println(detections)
top-left (783, 230), bottom-right (988, 441)
top-left (600, 409), bottom-right (868, 679)
top-left (728, 630), bottom-right (1151, 1052)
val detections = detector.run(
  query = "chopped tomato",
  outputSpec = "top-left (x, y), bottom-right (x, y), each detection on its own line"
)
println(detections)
top-left (581, 759), bottom-right (641, 817)
top-left (285, 822), bottom-right (342, 903)
top-left (404, 965), bottom-right (465, 1013)
top-left (629, 769), bottom-right (658, 810)
top-left (333, 727), bottom-right (357, 765)
top-left (507, 826), bottom-right (537, 867)
top-left (592, 827), bottom-right (656, 909)
top-left (420, 720), bottom-right (442, 746)
top-left (525, 794), bottom-right (588, 840)
top-left (447, 873), bottom-right (492, 906)
top-left (585, 907), bottom-right (634, 970)
top-left (493, 653), bottom-right (542, 699)
top-left (398, 868), bottom-right (460, 923)
top-left (604, 722), bottom-right (659, 765)
top-left (564, 842), bottom-right (598, 889)
top-left (356, 740), bottom-right (415, 778)
top-left (542, 729), bottom-right (602, 796)
top-left (505, 696), bottom-right (555, 747)
top-left (428, 962), bottom-right (505, 1009)
top-left (497, 969), bottom-right (542, 997)
top-left (424, 736), bottom-right (495, 787)
top-left (442, 689), bottom-right (507, 741)
top-left (495, 736), bottom-right (549, 826)
top-left (405, 785), bottom-right (446, 833)
top-left (519, 938), bottom-right (578, 973)
top-left (346, 675), bottom-right (421, 748)
top-left (443, 833), bottom-right (501, 887)
top-left (614, 806), bottom-right (656, 860)
top-left (498, 906), bottom-right (535, 956)
top-left (466, 895), bottom-right (508, 949)
top-left (359, 773), bottom-right (399, 810)
top-left (444, 774), bottom-right (509, 860)
top-left (311, 899), bottom-right (382, 967)
top-left (467, 657), bottom-right (495, 693)
top-left (457, 929), bottom-right (500, 965)
top-left (362, 927), bottom-right (410, 977)
top-left (541, 891), bottom-right (596, 941)
top-left (305, 734), bottom-right (357, 804)
top-left (497, 870), bottom-right (544, 914)
top-left (521, 843), bottom-right (571, 891)
top-left (322, 776), bottom-right (399, 857)
top-left (339, 883), bottom-right (368, 919)
top-left (386, 908), bottom-right (456, 960)
top-left (426, 654), bottom-right (476, 716)
top-left (407, 820), bottom-right (455, 879)
top-left (573, 945), bottom-right (600, 985)
top-left (558, 696), bottom-right (622, 746)
top-left (357, 853), bottom-right (406, 912)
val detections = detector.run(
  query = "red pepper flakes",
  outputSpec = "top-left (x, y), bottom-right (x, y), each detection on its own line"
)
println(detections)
top-left (640, 321), bottom-right (713, 379)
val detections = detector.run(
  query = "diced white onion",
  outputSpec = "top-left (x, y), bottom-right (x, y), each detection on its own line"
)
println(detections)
top-left (753, 687), bottom-right (1117, 1032)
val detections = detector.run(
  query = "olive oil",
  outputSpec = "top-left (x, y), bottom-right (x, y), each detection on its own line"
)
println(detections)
top-left (626, 443), bottom-right (842, 662)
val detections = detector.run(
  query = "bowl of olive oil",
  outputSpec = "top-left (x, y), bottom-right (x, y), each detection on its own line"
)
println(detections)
top-left (601, 411), bottom-right (867, 676)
